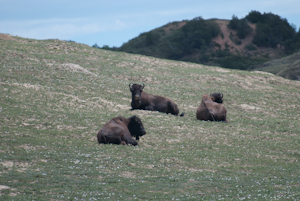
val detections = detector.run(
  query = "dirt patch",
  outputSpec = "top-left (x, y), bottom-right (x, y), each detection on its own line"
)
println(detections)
top-left (164, 21), bottom-right (187, 33)
top-left (112, 74), bottom-right (161, 84)
top-left (120, 171), bottom-right (137, 178)
top-left (212, 20), bottom-right (284, 59)
top-left (19, 145), bottom-right (46, 150)
top-left (240, 104), bottom-right (261, 111)
top-left (228, 74), bottom-right (275, 91)
top-left (0, 185), bottom-right (11, 190)
top-left (251, 71), bottom-right (275, 76)
top-left (0, 34), bottom-right (16, 41)
top-left (183, 167), bottom-right (217, 173)
top-left (0, 161), bottom-right (14, 167)
top-left (192, 74), bottom-right (228, 84)
top-left (61, 63), bottom-right (98, 77)
top-left (0, 82), bottom-right (43, 91)
top-left (211, 68), bottom-right (231, 73)
top-left (166, 138), bottom-right (181, 143)
top-left (0, 185), bottom-right (18, 196)
top-left (0, 161), bottom-right (30, 173)
top-left (213, 20), bottom-right (256, 53)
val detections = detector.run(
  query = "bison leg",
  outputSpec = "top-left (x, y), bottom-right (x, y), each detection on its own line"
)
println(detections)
top-left (120, 132), bottom-right (138, 146)
top-left (98, 131), bottom-right (126, 145)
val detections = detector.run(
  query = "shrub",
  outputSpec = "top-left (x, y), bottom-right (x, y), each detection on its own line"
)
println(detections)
top-left (181, 17), bottom-right (221, 50)
top-left (251, 12), bottom-right (296, 48)
top-left (92, 43), bottom-right (101, 48)
top-left (228, 15), bottom-right (253, 39)
top-left (245, 44), bottom-right (257, 51)
top-left (145, 31), bottom-right (160, 46)
top-left (245, 10), bottom-right (262, 23)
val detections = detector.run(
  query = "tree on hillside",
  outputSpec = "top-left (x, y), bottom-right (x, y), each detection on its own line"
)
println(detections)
top-left (228, 15), bottom-right (252, 39)
top-left (246, 12), bottom-right (296, 49)
top-left (180, 17), bottom-right (220, 53)
top-left (285, 28), bottom-right (300, 53)
top-left (245, 10), bottom-right (262, 23)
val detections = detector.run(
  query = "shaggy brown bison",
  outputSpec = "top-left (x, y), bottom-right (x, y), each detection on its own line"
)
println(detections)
top-left (129, 83), bottom-right (184, 116)
top-left (196, 93), bottom-right (227, 122)
top-left (97, 115), bottom-right (146, 146)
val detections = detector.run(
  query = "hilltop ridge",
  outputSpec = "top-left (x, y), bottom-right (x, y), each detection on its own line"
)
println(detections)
top-left (101, 11), bottom-right (300, 80)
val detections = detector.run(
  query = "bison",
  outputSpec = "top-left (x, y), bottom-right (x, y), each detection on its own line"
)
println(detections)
top-left (97, 115), bottom-right (146, 146)
top-left (196, 93), bottom-right (227, 122)
top-left (129, 83), bottom-right (184, 116)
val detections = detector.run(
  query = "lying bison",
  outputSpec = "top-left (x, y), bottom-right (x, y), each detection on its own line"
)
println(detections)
top-left (129, 83), bottom-right (184, 116)
top-left (196, 93), bottom-right (227, 122)
top-left (97, 115), bottom-right (146, 146)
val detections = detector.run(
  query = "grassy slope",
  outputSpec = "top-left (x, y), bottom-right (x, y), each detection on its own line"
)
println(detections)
top-left (0, 36), bottom-right (300, 200)
top-left (253, 51), bottom-right (300, 81)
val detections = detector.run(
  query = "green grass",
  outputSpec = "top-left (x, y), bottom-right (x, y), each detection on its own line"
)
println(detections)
top-left (0, 35), bottom-right (300, 200)
top-left (253, 51), bottom-right (300, 80)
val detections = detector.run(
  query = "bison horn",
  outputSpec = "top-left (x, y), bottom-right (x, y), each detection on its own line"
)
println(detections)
top-left (129, 83), bottom-right (132, 89)
top-left (142, 83), bottom-right (145, 89)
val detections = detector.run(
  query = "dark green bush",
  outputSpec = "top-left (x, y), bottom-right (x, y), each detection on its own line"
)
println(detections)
top-left (228, 15), bottom-right (252, 39)
top-left (245, 10), bottom-right (262, 23)
top-left (249, 12), bottom-right (296, 48)
top-left (180, 17), bottom-right (221, 51)
top-left (151, 17), bottom-right (221, 59)
top-left (145, 31), bottom-right (160, 46)
top-left (245, 44), bottom-right (257, 51)
top-left (92, 43), bottom-right (100, 48)
top-left (219, 55), bottom-right (257, 70)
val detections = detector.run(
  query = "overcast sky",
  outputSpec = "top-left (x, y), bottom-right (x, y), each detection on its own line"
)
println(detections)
top-left (1, 0), bottom-right (300, 47)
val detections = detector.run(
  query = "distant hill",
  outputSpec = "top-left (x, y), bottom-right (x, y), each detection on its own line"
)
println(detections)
top-left (100, 11), bottom-right (300, 80)
top-left (253, 51), bottom-right (300, 80)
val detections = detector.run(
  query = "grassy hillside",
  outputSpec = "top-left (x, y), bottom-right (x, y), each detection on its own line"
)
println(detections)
top-left (1, 34), bottom-right (300, 200)
top-left (253, 51), bottom-right (300, 81)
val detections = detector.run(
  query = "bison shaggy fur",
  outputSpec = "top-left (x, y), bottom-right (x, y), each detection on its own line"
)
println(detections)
top-left (97, 115), bottom-right (146, 146)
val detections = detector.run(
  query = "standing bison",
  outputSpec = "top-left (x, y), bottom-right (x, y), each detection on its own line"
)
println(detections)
top-left (97, 115), bottom-right (146, 146)
top-left (129, 83), bottom-right (184, 116)
top-left (196, 93), bottom-right (227, 122)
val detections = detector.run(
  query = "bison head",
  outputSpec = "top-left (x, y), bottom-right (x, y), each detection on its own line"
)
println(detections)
top-left (128, 115), bottom-right (146, 140)
top-left (210, 93), bottom-right (224, 104)
top-left (129, 83), bottom-right (144, 107)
